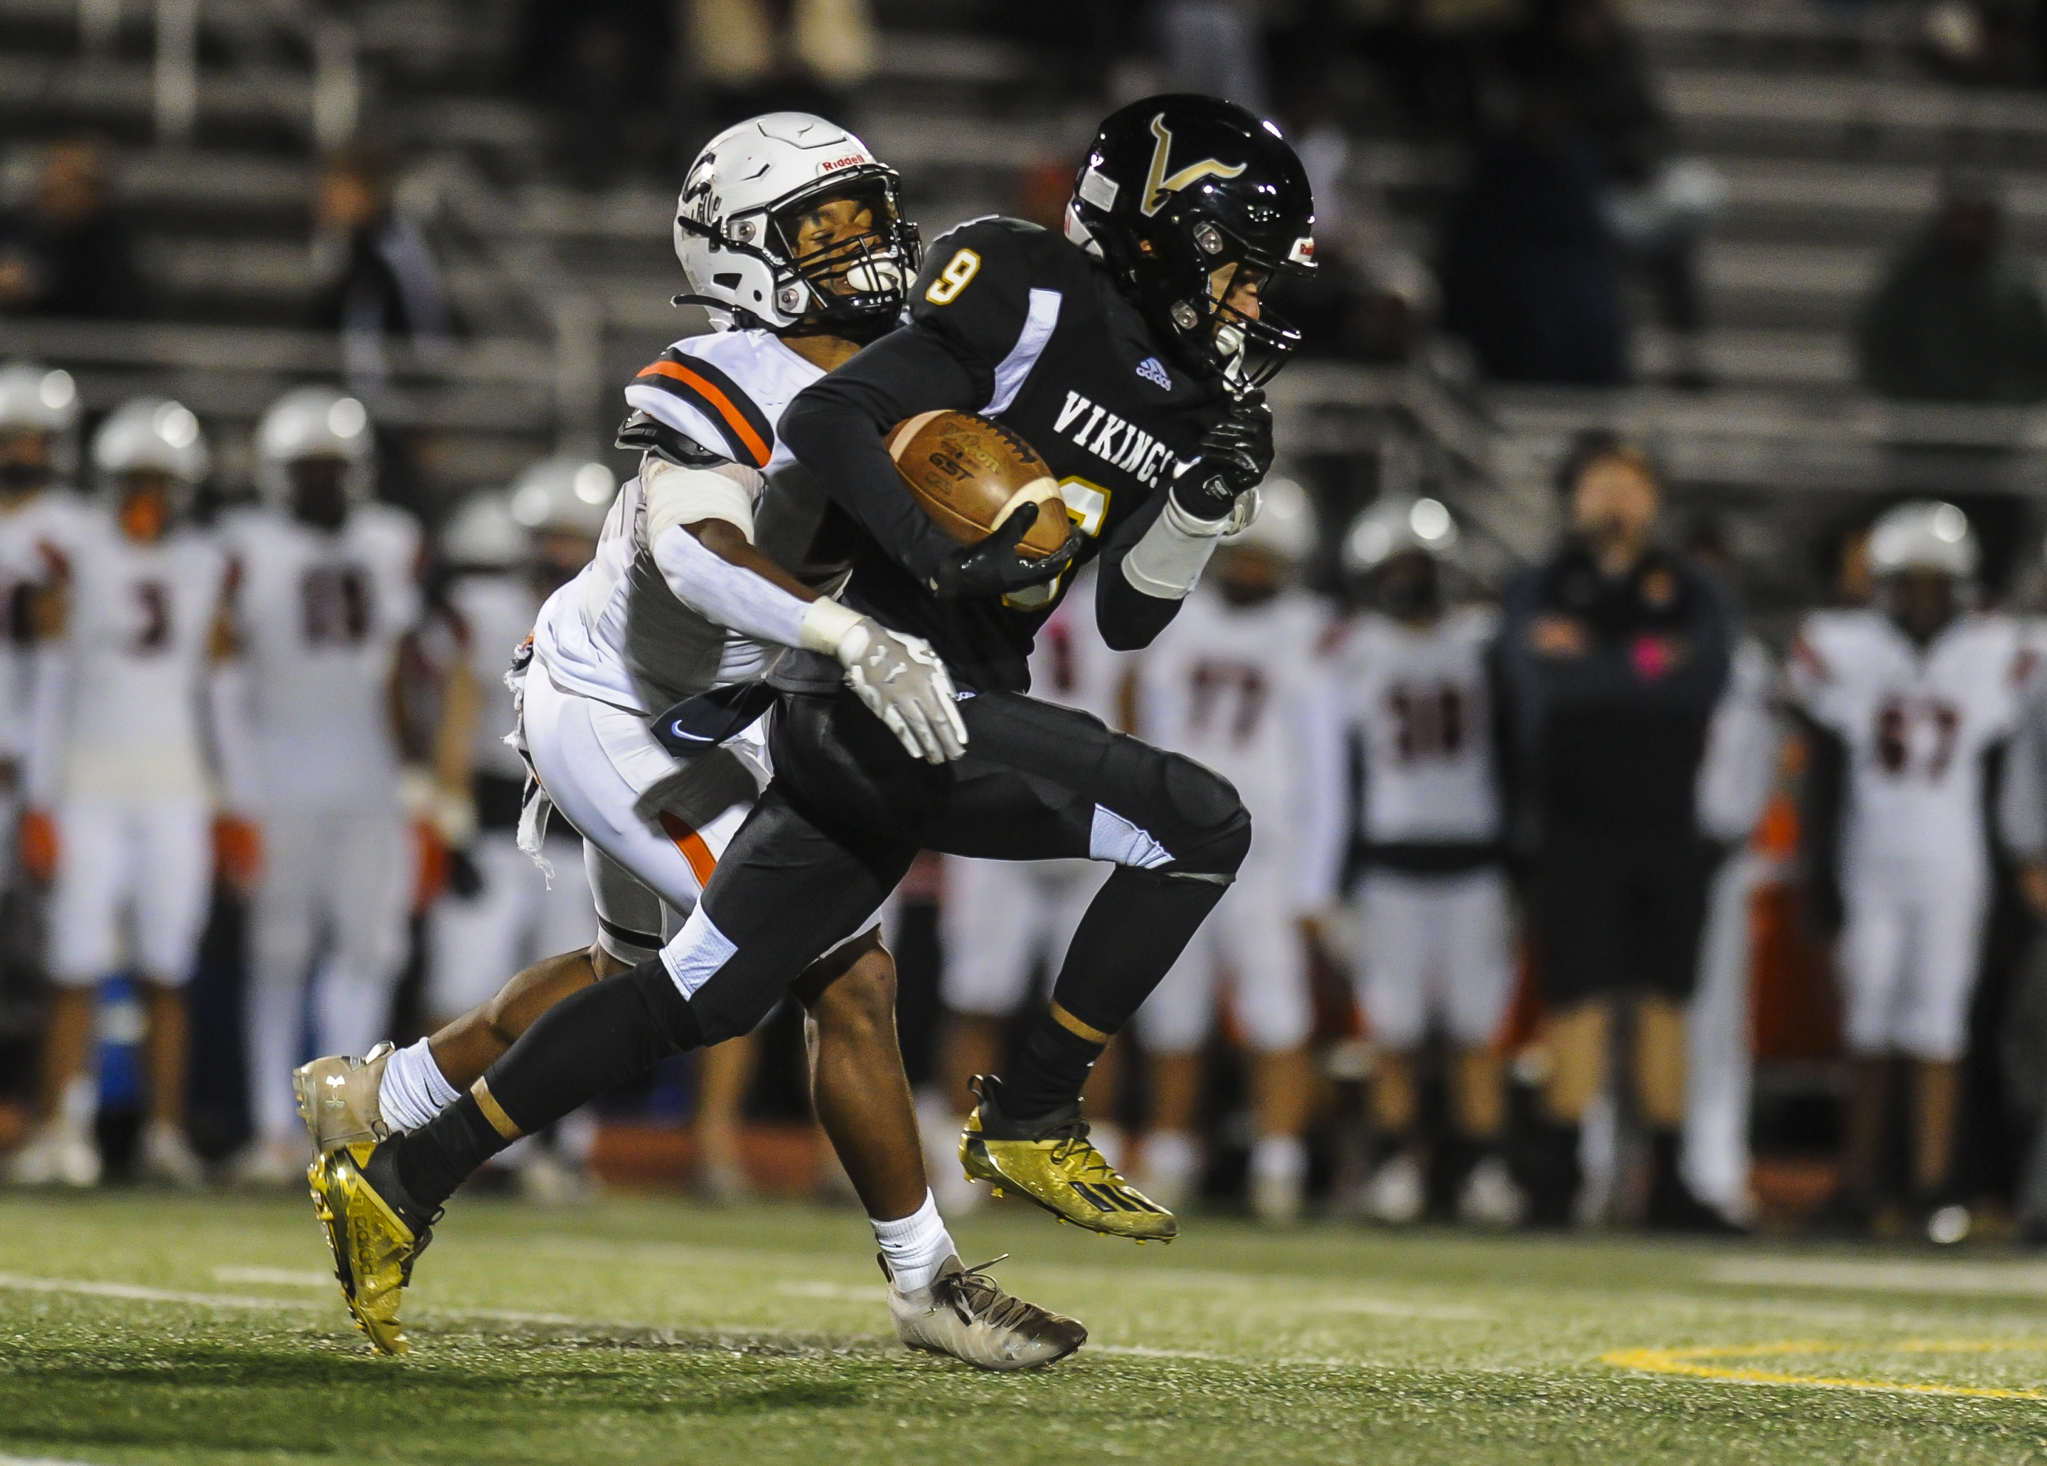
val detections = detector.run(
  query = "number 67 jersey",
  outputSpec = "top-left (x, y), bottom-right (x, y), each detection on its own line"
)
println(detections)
top-left (1789, 606), bottom-right (2028, 882)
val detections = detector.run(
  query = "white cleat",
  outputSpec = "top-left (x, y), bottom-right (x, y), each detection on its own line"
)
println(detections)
top-left (1366, 1150), bottom-right (1426, 1226)
top-left (884, 1254), bottom-right (1087, 1372)
top-left (1252, 1170), bottom-right (1304, 1228)
top-left (139, 1120), bottom-right (207, 1189)
top-left (1456, 1154), bottom-right (1527, 1229)
top-left (230, 1135), bottom-right (310, 1188)
top-left (514, 1150), bottom-right (592, 1206)
top-left (7, 1123), bottom-right (101, 1188)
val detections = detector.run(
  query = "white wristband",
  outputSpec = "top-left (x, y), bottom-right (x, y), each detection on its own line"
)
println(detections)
top-left (1121, 494), bottom-right (1229, 601)
top-left (799, 597), bottom-right (867, 655)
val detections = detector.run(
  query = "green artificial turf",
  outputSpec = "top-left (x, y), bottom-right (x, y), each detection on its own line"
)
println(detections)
top-left (4, 1190), bottom-right (2047, 1463)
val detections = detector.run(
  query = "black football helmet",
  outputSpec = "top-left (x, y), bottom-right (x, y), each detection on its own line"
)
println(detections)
top-left (1065, 94), bottom-right (1316, 392)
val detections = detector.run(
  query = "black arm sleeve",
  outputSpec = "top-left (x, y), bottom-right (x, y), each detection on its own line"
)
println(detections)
top-left (1794, 709), bottom-right (1847, 942)
top-left (1092, 489), bottom-right (1182, 651)
top-left (778, 326), bottom-right (983, 586)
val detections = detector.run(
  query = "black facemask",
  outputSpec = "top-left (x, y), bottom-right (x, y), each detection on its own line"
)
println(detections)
top-left (1374, 553), bottom-right (1442, 621)
top-left (292, 476), bottom-right (349, 531)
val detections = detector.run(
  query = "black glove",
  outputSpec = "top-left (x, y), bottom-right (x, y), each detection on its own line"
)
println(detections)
top-left (928, 501), bottom-right (1082, 601)
top-left (1169, 392), bottom-right (1275, 523)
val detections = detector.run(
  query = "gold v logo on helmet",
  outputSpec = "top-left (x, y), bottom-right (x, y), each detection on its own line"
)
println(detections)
top-left (1140, 116), bottom-right (1245, 218)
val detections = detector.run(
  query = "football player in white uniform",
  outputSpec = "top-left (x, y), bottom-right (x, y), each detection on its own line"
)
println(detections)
top-left (1130, 479), bottom-right (1328, 1225)
top-left (1791, 500), bottom-right (2026, 1240)
top-left (0, 363), bottom-right (94, 893)
top-left (224, 385), bottom-right (425, 1184)
top-left (7, 398), bottom-right (229, 1189)
top-left (295, 113), bottom-right (1082, 1368)
top-left (925, 561), bottom-right (1130, 1213)
top-left (1303, 495), bottom-right (1522, 1228)
top-left (421, 467), bottom-right (605, 1198)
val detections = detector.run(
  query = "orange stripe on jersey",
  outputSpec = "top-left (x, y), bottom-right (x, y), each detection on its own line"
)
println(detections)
top-left (636, 360), bottom-right (772, 467)
top-left (658, 811), bottom-right (718, 887)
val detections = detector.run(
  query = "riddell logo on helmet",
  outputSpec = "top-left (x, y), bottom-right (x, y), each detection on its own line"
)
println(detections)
top-left (816, 155), bottom-right (867, 173)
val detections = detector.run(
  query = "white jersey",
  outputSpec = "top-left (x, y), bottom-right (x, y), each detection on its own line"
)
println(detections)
top-left (1790, 608), bottom-right (2027, 880)
top-left (536, 329), bottom-right (825, 714)
top-left (443, 571), bottom-right (538, 782)
top-left (0, 489), bottom-right (98, 762)
top-left (1137, 586), bottom-right (1332, 878)
top-left (1335, 606), bottom-right (1502, 850)
top-left (222, 503), bottom-right (421, 811)
top-left (38, 512), bottom-right (228, 804)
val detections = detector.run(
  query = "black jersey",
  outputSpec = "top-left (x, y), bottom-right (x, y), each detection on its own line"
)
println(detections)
top-left (779, 216), bottom-right (1233, 693)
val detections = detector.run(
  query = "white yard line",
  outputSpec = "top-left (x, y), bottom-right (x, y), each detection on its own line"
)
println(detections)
top-left (0, 1274), bottom-right (322, 1311)
top-left (211, 1266), bottom-right (333, 1288)
top-left (1, 1454), bottom-right (107, 1466)
top-left (1704, 1258), bottom-right (2047, 1296)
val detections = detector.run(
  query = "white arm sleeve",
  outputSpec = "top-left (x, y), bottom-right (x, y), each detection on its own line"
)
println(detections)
top-left (648, 522), bottom-right (819, 653)
top-left (207, 661), bottom-right (262, 813)
top-left (642, 456), bottom-right (760, 543)
top-left (1121, 495), bottom-right (1228, 601)
top-left (1293, 672), bottom-right (1355, 911)
top-left (22, 646), bottom-right (68, 806)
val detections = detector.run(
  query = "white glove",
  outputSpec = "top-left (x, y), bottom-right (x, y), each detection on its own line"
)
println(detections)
top-left (802, 599), bottom-right (968, 765)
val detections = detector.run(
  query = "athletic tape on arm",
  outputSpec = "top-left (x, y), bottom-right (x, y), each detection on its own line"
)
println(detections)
top-left (649, 522), bottom-right (812, 652)
top-left (643, 457), bottom-right (759, 543)
top-left (1121, 494), bottom-right (1228, 600)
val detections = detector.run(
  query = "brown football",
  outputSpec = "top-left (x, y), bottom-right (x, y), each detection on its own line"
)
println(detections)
top-left (886, 410), bottom-right (1069, 557)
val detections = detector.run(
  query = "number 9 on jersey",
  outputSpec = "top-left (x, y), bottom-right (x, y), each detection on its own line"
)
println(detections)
top-left (925, 248), bottom-right (981, 305)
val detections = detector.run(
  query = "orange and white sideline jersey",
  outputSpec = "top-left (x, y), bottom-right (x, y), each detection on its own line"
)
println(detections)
top-left (1136, 584), bottom-right (1332, 879)
top-left (220, 503), bottom-right (421, 811)
top-left (537, 331), bottom-right (824, 715)
top-left (1790, 607), bottom-right (2029, 878)
top-left (26, 510), bottom-right (228, 804)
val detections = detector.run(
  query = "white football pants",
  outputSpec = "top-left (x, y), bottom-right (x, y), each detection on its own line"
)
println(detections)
top-left (49, 799), bottom-right (213, 987)
top-left (1838, 859), bottom-right (1988, 1062)
top-left (1137, 856), bottom-right (1312, 1054)
top-left (939, 855), bottom-right (1111, 1017)
top-left (425, 829), bottom-right (597, 1020)
top-left (1347, 866), bottom-right (1514, 1050)
top-left (245, 806), bottom-right (413, 1142)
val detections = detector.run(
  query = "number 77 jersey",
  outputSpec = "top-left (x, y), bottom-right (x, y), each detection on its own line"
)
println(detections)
top-left (1789, 606), bottom-right (2029, 877)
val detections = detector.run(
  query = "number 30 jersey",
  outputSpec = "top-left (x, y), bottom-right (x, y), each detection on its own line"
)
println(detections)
top-left (1790, 607), bottom-right (2027, 879)
top-left (220, 504), bottom-right (421, 811)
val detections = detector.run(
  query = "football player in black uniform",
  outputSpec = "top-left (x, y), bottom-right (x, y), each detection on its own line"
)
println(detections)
top-left (345, 96), bottom-right (1315, 1254)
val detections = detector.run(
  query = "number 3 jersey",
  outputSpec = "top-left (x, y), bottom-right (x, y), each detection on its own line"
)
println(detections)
top-left (219, 505), bottom-right (421, 811)
top-left (1137, 585), bottom-right (1331, 885)
top-left (23, 510), bottom-right (229, 805)
top-left (1789, 607), bottom-right (2027, 881)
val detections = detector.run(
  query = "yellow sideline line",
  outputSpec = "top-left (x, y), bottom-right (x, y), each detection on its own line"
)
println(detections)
top-left (1603, 1339), bottom-right (2047, 1401)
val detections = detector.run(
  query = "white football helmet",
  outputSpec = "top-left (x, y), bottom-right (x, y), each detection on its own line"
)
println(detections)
top-left (1226, 476), bottom-right (1317, 560)
top-left (673, 112), bottom-right (920, 332)
top-left (1869, 499), bottom-right (1977, 579)
top-left (256, 385), bottom-right (373, 504)
top-left (509, 457), bottom-right (616, 539)
top-left (0, 362), bottom-right (80, 435)
top-left (92, 397), bottom-right (210, 488)
top-left (1342, 495), bottom-right (1459, 577)
top-left (440, 491), bottom-right (529, 570)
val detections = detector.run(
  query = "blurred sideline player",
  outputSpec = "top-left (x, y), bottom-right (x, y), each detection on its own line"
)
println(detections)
top-left (0, 364), bottom-right (92, 893)
top-left (226, 385), bottom-right (424, 1184)
top-left (7, 398), bottom-right (230, 1188)
top-left (422, 466), bottom-right (606, 1198)
top-left (1306, 495), bottom-right (1522, 1228)
top-left (926, 560), bottom-right (1128, 1214)
top-left (1131, 479), bottom-right (1326, 1225)
top-left (1792, 500), bottom-right (2024, 1242)
top-left (298, 113), bottom-right (1080, 1366)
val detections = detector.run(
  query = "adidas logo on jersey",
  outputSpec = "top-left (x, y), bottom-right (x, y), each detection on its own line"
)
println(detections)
top-left (1135, 357), bottom-right (1173, 391)
top-left (1052, 390), bottom-right (1195, 489)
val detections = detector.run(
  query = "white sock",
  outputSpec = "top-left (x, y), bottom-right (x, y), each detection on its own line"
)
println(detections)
top-left (1144, 1129), bottom-right (1198, 1184)
top-left (379, 1038), bottom-right (460, 1133)
top-left (1251, 1134), bottom-right (1307, 1187)
top-left (873, 1190), bottom-right (955, 1295)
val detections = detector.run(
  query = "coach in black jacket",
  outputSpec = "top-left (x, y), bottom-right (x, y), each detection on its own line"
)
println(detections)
top-left (1501, 433), bottom-right (1734, 1229)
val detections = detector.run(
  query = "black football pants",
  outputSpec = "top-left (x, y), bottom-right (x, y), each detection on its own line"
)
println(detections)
top-left (679, 686), bottom-right (1253, 1046)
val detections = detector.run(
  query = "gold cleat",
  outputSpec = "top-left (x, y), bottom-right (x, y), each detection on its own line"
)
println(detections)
top-left (959, 1076), bottom-right (1176, 1242)
top-left (294, 1043), bottom-right (395, 1154)
top-left (306, 1143), bottom-right (430, 1356)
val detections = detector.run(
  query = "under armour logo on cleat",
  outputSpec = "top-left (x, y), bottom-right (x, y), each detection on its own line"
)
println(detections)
top-left (1135, 356), bottom-right (1173, 390)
